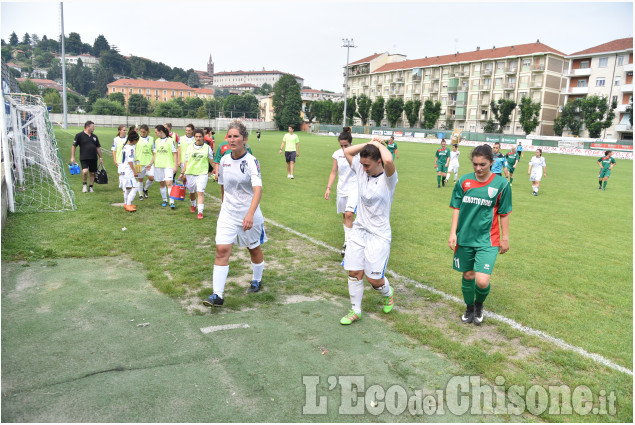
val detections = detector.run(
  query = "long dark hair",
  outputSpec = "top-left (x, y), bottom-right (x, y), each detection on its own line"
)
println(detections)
top-left (471, 144), bottom-right (494, 162)
top-left (155, 124), bottom-right (169, 138)
top-left (339, 127), bottom-right (352, 144)
top-left (360, 144), bottom-right (382, 165)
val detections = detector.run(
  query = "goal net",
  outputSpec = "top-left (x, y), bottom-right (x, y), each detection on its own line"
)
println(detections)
top-left (2, 93), bottom-right (75, 213)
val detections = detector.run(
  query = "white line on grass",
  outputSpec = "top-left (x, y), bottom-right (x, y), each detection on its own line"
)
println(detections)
top-left (200, 323), bottom-right (250, 334)
top-left (204, 194), bottom-right (633, 376)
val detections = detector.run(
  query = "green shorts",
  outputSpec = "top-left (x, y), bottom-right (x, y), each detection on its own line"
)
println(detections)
top-left (598, 169), bottom-right (611, 179)
top-left (452, 245), bottom-right (499, 275)
top-left (437, 164), bottom-right (448, 173)
top-left (508, 166), bottom-right (515, 175)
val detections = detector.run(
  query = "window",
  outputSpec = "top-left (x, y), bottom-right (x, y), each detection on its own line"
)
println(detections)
top-left (138, 89), bottom-right (141, 94)
top-left (523, 59), bottom-right (531, 69)
top-left (497, 61), bottom-right (505, 71)
top-left (129, 88), bottom-right (133, 93)
top-left (599, 57), bottom-right (608, 68)
top-left (612, 96), bottom-right (618, 104)
top-left (615, 76), bottom-right (621, 86)
top-left (580, 60), bottom-right (590, 69)
top-left (112, 88), bottom-right (116, 92)
top-left (121, 88), bottom-right (124, 93)
top-left (596, 78), bottom-right (606, 87)
top-left (147, 89), bottom-right (151, 95)
top-left (155, 90), bottom-right (159, 95)
top-left (618, 56), bottom-right (625, 66)
top-left (172, 91), bottom-right (175, 96)
top-left (577, 80), bottom-right (587, 87)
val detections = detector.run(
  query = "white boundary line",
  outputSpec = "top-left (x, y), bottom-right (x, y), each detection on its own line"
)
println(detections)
top-left (200, 323), bottom-right (250, 334)
top-left (205, 194), bottom-right (633, 376)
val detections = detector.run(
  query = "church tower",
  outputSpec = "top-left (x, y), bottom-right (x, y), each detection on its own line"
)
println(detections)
top-left (207, 53), bottom-right (214, 82)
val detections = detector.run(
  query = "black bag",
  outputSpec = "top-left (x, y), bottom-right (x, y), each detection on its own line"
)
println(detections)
top-left (95, 164), bottom-right (108, 184)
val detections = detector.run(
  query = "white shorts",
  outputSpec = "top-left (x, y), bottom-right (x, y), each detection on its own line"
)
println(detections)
top-left (215, 213), bottom-right (267, 249)
top-left (530, 170), bottom-right (542, 182)
top-left (185, 174), bottom-right (209, 193)
top-left (119, 174), bottom-right (136, 189)
top-left (448, 163), bottom-right (459, 174)
top-left (154, 167), bottom-right (174, 182)
top-left (344, 227), bottom-right (391, 279)
top-left (336, 194), bottom-right (358, 215)
top-left (138, 164), bottom-right (154, 179)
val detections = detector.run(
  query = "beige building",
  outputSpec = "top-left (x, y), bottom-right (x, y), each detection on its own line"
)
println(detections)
top-left (107, 79), bottom-right (215, 104)
top-left (562, 37), bottom-right (633, 140)
top-left (301, 89), bottom-right (343, 122)
top-left (346, 42), bottom-right (568, 135)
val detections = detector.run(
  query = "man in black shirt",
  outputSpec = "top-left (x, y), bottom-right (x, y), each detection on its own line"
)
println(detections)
top-left (71, 121), bottom-right (103, 192)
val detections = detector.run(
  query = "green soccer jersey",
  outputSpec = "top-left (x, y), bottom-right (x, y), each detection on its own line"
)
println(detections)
top-left (112, 136), bottom-right (127, 164)
top-left (185, 143), bottom-right (212, 175)
top-left (436, 147), bottom-right (451, 166)
top-left (179, 135), bottom-right (195, 164)
top-left (505, 152), bottom-right (518, 169)
top-left (136, 136), bottom-right (154, 166)
top-left (598, 156), bottom-right (616, 170)
top-left (450, 173), bottom-right (512, 247)
top-left (283, 133), bottom-right (299, 151)
top-left (386, 142), bottom-right (397, 159)
top-left (153, 137), bottom-right (177, 169)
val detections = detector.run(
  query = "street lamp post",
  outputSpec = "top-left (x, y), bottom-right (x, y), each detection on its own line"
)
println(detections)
top-left (342, 38), bottom-right (356, 128)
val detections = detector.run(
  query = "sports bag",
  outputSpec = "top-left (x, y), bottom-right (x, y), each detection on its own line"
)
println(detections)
top-left (95, 164), bottom-right (108, 184)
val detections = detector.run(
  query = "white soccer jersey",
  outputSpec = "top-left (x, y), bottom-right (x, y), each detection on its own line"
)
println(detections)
top-left (218, 151), bottom-right (263, 226)
top-left (120, 144), bottom-right (136, 178)
top-left (351, 154), bottom-right (398, 241)
top-left (529, 156), bottom-right (546, 172)
top-left (332, 148), bottom-right (357, 197)
top-left (449, 150), bottom-right (460, 166)
top-left (112, 136), bottom-right (126, 173)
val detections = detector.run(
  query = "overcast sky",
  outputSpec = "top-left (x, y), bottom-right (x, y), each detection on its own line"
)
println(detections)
top-left (1, 1), bottom-right (633, 92)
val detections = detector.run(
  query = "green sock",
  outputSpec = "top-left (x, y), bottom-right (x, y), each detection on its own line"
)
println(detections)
top-left (510, 177), bottom-right (514, 184)
top-left (461, 277), bottom-right (475, 305)
top-left (475, 284), bottom-right (491, 304)
top-left (603, 180), bottom-right (607, 188)
top-left (599, 180), bottom-right (603, 187)
top-left (437, 175), bottom-right (441, 185)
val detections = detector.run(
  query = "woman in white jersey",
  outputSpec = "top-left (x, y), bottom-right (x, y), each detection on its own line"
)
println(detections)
top-left (149, 124), bottom-right (178, 208)
top-left (203, 120), bottom-right (267, 308)
top-left (528, 149), bottom-right (546, 196)
top-left (324, 127), bottom-right (358, 256)
top-left (179, 128), bottom-right (214, 220)
top-left (111, 125), bottom-right (127, 200)
top-left (119, 130), bottom-right (140, 212)
top-left (446, 144), bottom-right (461, 184)
top-left (340, 138), bottom-right (398, 325)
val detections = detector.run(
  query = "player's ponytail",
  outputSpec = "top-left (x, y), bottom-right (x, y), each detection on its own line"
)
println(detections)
top-left (126, 130), bottom-right (140, 145)
top-left (116, 124), bottom-right (126, 137)
top-left (338, 127), bottom-right (352, 144)
top-left (155, 124), bottom-right (169, 138)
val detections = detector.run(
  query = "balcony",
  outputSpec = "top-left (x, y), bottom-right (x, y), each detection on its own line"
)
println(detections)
top-left (532, 64), bottom-right (546, 72)
top-left (479, 116), bottom-right (489, 121)
top-left (482, 69), bottom-right (493, 76)
top-left (504, 83), bottom-right (516, 90)
top-left (566, 68), bottom-right (592, 77)
top-left (448, 100), bottom-right (457, 106)
top-left (620, 84), bottom-right (633, 93)
top-left (430, 86), bottom-right (439, 93)
top-left (505, 68), bottom-right (518, 75)
top-left (459, 72), bottom-right (469, 78)
top-left (530, 82), bottom-right (543, 89)
top-left (448, 86), bottom-right (458, 93)
top-left (395, 77), bottom-right (405, 84)
top-left (412, 75), bottom-right (422, 82)
top-left (615, 123), bottom-right (633, 132)
top-left (480, 99), bottom-right (491, 106)
top-left (455, 114), bottom-right (466, 120)
top-left (563, 86), bottom-right (589, 95)
top-left (624, 63), bottom-right (633, 72)
top-left (617, 103), bottom-right (630, 112)
top-left (479, 85), bottom-right (491, 92)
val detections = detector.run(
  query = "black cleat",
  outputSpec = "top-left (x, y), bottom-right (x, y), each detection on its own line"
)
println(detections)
top-left (462, 304), bottom-right (475, 323)
top-left (442, 180), bottom-right (445, 187)
top-left (248, 280), bottom-right (262, 293)
top-left (473, 302), bottom-right (484, 325)
top-left (203, 294), bottom-right (224, 307)
top-left (340, 244), bottom-right (346, 257)
top-left (143, 189), bottom-right (149, 198)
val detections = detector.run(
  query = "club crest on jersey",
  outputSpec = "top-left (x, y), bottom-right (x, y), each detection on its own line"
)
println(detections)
top-left (488, 187), bottom-right (498, 198)
top-left (465, 181), bottom-right (472, 188)
top-left (240, 160), bottom-right (248, 174)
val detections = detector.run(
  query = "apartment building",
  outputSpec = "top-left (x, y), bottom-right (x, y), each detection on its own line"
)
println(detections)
top-left (301, 89), bottom-right (343, 121)
top-left (106, 79), bottom-right (215, 104)
top-left (212, 70), bottom-right (304, 89)
top-left (346, 42), bottom-right (568, 135)
top-left (563, 37), bottom-right (633, 140)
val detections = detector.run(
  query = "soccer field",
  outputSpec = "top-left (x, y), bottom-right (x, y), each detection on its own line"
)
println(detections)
top-left (1, 126), bottom-right (632, 422)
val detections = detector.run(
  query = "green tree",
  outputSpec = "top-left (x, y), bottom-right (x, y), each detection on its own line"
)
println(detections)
top-left (65, 32), bottom-right (83, 55)
top-left (260, 82), bottom-right (272, 95)
top-left (128, 93), bottom-right (150, 115)
top-left (187, 70), bottom-right (200, 88)
top-left (22, 33), bottom-right (31, 46)
top-left (1, 46), bottom-right (11, 63)
top-left (86, 89), bottom-right (102, 112)
top-left (94, 66), bottom-right (114, 95)
top-left (153, 99), bottom-right (184, 118)
top-left (579, 95), bottom-right (617, 138)
top-left (313, 100), bottom-right (332, 124)
top-left (31, 34), bottom-right (39, 47)
top-left (490, 99), bottom-right (517, 133)
top-left (518, 96), bottom-right (541, 135)
top-left (43, 90), bottom-right (62, 113)
top-left (34, 51), bottom-right (54, 67)
top-left (331, 101), bottom-right (344, 125)
top-left (184, 97), bottom-right (204, 117)
top-left (403, 99), bottom-right (422, 127)
top-left (356, 94), bottom-right (372, 125)
top-left (92, 35), bottom-right (110, 57)
top-left (483, 119), bottom-right (498, 133)
top-left (370, 96), bottom-right (385, 126)
top-left (9, 32), bottom-right (18, 46)
top-left (214, 88), bottom-right (230, 99)
top-left (108, 92), bottom-right (126, 107)
top-left (385, 97), bottom-right (404, 128)
top-left (19, 78), bottom-right (40, 95)
top-left (345, 95), bottom-right (357, 125)
top-left (66, 91), bottom-right (86, 113)
top-left (100, 50), bottom-right (130, 75)
top-left (272, 74), bottom-right (302, 130)
top-left (91, 98), bottom-right (125, 115)
top-left (47, 59), bottom-right (62, 81)
top-left (422, 99), bottom-right (442, 129)
top-left (555, 100), bottom-right (583, 136)
top-left (440, 116), bottom-right (455, 131)
top-left (67, 59), bottom-right (94, 95)
top-left (304, 101), bottom-right (315, 123)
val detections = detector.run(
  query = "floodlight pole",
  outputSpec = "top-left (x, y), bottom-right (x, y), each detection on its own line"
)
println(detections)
top-left (342, 38), bottom-right (356, 128)
top-left (60, 2), bottom-right (68, 129)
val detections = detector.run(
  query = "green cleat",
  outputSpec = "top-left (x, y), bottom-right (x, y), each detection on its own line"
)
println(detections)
top-left (340, 310), bottom-right (361, 325)
top-left (383, 287), bottom-right (394, 313)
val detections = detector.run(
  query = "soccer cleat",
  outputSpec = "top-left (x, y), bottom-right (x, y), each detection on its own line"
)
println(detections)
top-left (442, 180), bottom-right (445, 187)
top-left (473, 302), bottom-right (484, 325)
top-left (161, 201), bottom-right (168, 207)
top-left (125, 204), bottom-right (137, 212)
top-left (170, 203), bottom-right (176, 209)
top-left (248, 280), bottom-right (262, 293)
top-left (143, 189), bottom-right (149, 198)
top-left (203, 294), bottom-right (224, 307)
top-left (139, 194), bottom-right (144, 201)
top-left (437, 185), bottom-right (441, 188)
top-left (82, 185), bottom-right (88, 193)
top-left (340, 244), bottom-right (346, 257)
top-left (197, 212), bottom-right (203, 220)
top-left (461, 304), bottom-right (475, 323)
top-left (340, 310), bottom-right (361, 325)
top-left (290, 175), bottom-right (294, 179)
top-left (602, 188), bottom-right (606, 191)
top-left (89, 186), bottom-right (94, 192)
top-left (383, 287), bottom-right (394, 313)
top-left (190, 205), bottom-right (196, 213)
top-left (287, 174), bottom-right (291, 178)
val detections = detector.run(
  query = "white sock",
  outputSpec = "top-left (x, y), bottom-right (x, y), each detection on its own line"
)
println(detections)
top-left (532, 186), bottom-right (537, 193)
top-left (198, 204), bottom-right (204, 214)
top-left (348, 277), bottom-right (364, 314)
top-left (535, 187), bottom-right (539, 193)
top-left (343, 225), bottom-right (351, 245)
top-left (160, 187), bottom-right (167, 201)
top-left (454, 173), bottom-right (458, 181)
top-left (374, 277), bottom-right (392, 297)
top-left (212, 264), bottom-right (229, 298)
top-left (251, 261), bottom-right (264, 282)
top-left (144, 179), bottom-right (154, 190)
top-left (137, 181), bottom-right (143, 193)
top-left (123, 189), bottom-right (129, 204)
top-left (191, 199), bottom-right (196, 207)
top-left (126, 187), bottom-right (138, 205)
